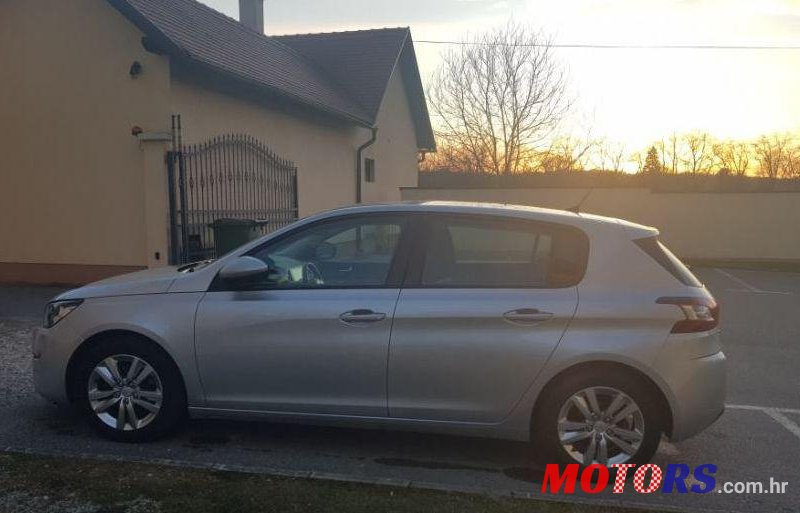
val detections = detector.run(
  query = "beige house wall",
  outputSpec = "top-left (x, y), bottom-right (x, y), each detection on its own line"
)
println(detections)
top-left (0, 0), bottom-right (423, 284)
top-left (170, 64), bottom-right (420, 214)
top-left (361, 67), bottom-right (420, 203)
top-left (169, 78), bottom-right (362, 218)
top-left (0, 0), bottom-right (172, 278)
top-left (401, 187), bottom-right (800, 262)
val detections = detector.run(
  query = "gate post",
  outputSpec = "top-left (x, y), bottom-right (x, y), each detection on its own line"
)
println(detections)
top-left (166, 150), bottom-right (180, 265)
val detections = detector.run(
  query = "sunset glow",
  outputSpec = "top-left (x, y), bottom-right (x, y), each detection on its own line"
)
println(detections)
top-left (201, 0), bottom-right (800, 150)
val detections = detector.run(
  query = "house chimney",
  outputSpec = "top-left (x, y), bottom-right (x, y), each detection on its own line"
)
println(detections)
top-left (239, 0), bottom-right (264, 34)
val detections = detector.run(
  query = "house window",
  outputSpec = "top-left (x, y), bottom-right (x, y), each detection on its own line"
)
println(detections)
top-left (364, 158), bottom-right (376, 182)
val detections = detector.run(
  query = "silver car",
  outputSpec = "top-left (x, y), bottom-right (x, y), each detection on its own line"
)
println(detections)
top-left (33, 202), bottom-right (725, 466)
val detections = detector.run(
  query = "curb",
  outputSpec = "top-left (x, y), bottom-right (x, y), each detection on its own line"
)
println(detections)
top-left (2, 445), bottom-right (739, 513)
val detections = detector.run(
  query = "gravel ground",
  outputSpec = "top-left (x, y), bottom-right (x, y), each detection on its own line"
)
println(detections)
top-left (0, 491), bottom-right (100, 513)
top-left (0, 320), bottom-right (36, 407)
top-left (0, 492), bottom-right (161, 513)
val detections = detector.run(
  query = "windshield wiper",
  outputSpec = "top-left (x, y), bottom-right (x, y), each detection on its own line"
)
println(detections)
top-left (177, 259), bottom-right (213, 273)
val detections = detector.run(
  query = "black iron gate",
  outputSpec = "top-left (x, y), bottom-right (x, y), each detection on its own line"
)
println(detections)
top-left (167, 116), bottom-right (298, 264)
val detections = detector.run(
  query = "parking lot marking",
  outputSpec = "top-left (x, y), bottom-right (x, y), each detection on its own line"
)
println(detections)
top-left (726, 403), bottom-right (800, 415)
top-left (727, 403), bottom-right (800, 440)
top-left (725, 288), bottom-right (792, 295)
top-left (715, 269), bottom-right (792, 295)
top-left (763, 409), bottom-right (800, 441)
top-left (716, 269), bottom-right (759, 291)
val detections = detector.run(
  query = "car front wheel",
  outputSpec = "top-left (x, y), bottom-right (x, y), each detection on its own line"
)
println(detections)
top-left (73, 337), bottom-right (186, 442)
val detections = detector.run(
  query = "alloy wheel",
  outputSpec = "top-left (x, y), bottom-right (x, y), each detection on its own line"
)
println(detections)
top-left (87, 354), bottom-right (163, 431)
top-left (557, 386), bottom-right (645, 465)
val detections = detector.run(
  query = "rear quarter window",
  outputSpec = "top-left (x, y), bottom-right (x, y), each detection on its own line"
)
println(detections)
top-left (633, 237), bottom-right (703, 287)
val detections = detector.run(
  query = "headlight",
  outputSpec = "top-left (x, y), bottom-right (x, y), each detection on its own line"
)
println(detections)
top-left (44, 299), bottom-right (83, 328)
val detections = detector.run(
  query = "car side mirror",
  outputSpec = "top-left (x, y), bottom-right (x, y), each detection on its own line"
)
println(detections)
top-left (218, 256), bottom-right (269, 280)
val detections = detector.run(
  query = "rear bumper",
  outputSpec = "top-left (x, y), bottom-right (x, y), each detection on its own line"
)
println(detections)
top-left (654, 331), bottom-right (726, 441)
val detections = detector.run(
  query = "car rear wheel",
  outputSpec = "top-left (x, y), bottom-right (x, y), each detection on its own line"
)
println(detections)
top-left (532, 368), bottom-right (664, 466)
top-left (73, 337), bottom-right (186, 442)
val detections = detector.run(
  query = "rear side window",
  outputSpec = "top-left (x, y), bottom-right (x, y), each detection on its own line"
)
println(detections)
top-left (633, 237), bottom-right (702, 287)
top-left (419, 216), bottom-right (588, 288)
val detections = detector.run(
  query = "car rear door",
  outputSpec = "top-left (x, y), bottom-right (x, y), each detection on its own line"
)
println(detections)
top-left (387, 214), bottom-right (587, 423)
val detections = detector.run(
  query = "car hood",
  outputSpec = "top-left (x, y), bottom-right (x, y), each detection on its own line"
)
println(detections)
top-left (55, 266), bottom-right (184, 301)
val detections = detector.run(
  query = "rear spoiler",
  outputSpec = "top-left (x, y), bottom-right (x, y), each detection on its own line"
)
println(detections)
top-left (617, 219), bottom-right (659, 240)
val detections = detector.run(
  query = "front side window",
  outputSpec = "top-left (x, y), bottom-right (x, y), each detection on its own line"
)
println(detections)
top-left (232, 216), bottom-right (405, 289)
top-left (420, 216), bottom-right (588, 288)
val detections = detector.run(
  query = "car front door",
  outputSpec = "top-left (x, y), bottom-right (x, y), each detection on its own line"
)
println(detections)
top-left (195, 214), bottom-right (411, 416)
top-left (388, 214), bottom-right (587, 423)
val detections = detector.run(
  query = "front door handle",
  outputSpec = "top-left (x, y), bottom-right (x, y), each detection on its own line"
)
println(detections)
top-left (339, 309), bottom-right (387, 324)
top-left (503, 308), bottom-right (553, 325)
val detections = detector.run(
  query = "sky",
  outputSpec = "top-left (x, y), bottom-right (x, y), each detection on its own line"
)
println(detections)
top-left (200, 0), bottom-right (800, 151)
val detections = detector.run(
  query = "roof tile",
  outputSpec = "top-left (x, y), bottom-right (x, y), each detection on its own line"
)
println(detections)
top-left (115, 0), bottom-right (371, 123)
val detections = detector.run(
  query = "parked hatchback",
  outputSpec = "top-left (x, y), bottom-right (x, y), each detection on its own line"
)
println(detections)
top-left (33, 202), bottom-right (725, 466)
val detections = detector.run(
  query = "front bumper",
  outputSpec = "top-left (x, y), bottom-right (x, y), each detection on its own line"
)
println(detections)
top-left (654, 330), bottom-right (727, 441)
top-left (32, 326), bottom-right (71, 405)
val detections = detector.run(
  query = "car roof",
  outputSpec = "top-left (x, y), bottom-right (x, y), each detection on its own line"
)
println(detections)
top-left (314, 201), bottom-right (658, 238)
top-left (325, 200), bottom-right (579, 218)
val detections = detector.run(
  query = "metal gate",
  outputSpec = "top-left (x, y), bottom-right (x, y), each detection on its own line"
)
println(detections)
top-left (167, 116), bottom-right (298, 264)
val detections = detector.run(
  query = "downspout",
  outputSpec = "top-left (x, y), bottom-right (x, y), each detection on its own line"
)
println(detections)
top-left (356, 127), bottom-right (378, 204)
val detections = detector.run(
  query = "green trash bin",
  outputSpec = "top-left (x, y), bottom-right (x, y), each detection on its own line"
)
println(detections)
top-left (209, 218), bottom-right (264, 256)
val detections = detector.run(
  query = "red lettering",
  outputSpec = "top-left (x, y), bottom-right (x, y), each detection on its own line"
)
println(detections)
top-left (541, 464), bottom-right (579, 494)
top-left (580, 464), bottom-right (609, 493)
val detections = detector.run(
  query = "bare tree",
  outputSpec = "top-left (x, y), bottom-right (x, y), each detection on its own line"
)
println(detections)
top-left (631, 150), bottom-right (645, 174)
top-left (655, 133), bottom-right (681, 174)
top-left (754, 134), bottom-right (788, 178)
top-left (753, 133), bottom-right (800, 178)
top-left (427, 22), bottom-right (569, 175)
top-left (538, 125), bottom-right (598, 173)
top-left (419, 144), bottom-right (485, 173)
top-left (597, 139), bottom-right (627, 172)
top-left (712, 140), bottom-right (751, 176)
top-left (681, 132), bottom-right (714, 174)
top-left (787, 145), bottom-right (800, 178)
top-left (538, 135), bottom-right (597, 173)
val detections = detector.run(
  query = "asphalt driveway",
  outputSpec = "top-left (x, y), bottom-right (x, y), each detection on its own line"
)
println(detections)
top-left (0, 268), bottom-right (798, 512)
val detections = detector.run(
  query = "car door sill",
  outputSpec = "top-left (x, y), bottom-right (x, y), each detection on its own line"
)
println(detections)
top-left (189, 406), bottom-right (502, 427)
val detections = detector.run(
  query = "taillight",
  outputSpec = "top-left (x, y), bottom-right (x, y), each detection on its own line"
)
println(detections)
top-left (656, 297), bottom-right (720, 333)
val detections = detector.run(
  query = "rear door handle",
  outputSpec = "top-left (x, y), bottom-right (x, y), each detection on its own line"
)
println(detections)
top-left (503, 308), bottom-right (553, 325)
top-left (339, 309), bottom-right (387, 324)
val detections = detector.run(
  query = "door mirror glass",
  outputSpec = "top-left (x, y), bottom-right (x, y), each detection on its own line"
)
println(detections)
top-left (218, 256), bottom-right (269, 280)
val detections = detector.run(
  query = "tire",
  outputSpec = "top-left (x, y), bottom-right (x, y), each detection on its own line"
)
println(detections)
top-left (532, 367), bottom-right (665, 467)
top-left (72, 335), bottom-right (187, 442)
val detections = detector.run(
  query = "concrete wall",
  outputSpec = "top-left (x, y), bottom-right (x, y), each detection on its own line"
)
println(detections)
top-left (401, 187), bottom-right (800, 262)
top-left (0, 0), bottom-right (172, 279)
